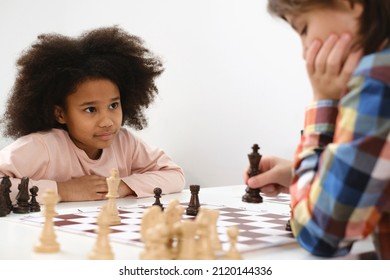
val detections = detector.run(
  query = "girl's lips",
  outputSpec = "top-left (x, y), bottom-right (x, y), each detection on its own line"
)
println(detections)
top-left (95, 132), bottom-right (115, 141)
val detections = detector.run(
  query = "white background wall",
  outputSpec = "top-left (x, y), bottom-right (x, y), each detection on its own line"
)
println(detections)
top-left (0, 0), bottom-right (311, 188)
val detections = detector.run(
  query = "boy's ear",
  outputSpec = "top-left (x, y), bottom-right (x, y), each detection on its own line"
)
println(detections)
top-left (343, 0), bottom-right (363, 17)
top-left (54, 105), bottom-right (66, 124)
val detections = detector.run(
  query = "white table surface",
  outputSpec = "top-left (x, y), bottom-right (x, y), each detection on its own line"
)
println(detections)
top-left (0, 185), bottom-right (375, 260)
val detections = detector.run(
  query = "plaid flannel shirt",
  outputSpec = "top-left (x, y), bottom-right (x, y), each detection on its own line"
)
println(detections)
top-left (290, 43), bottom-right (390, 259)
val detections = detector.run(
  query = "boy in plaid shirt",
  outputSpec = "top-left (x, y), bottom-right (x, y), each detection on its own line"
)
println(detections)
top-left (245, 0), bottom-right (390, 259)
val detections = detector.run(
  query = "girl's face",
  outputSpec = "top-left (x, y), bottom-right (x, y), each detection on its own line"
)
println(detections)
top-left (55, 79), bottom-right (123, 160)
top-left (285, 1), bottom-right (363, 59)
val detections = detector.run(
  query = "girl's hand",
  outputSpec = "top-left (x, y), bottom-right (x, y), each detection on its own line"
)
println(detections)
top-left (57, 175), bottom-right (134, 201)
top-left (306, 33), bottom-right (363, 101)
top-left (243, 155), bottom-right (293, 196)
top-left (118, 180), bottom-right (135, 197)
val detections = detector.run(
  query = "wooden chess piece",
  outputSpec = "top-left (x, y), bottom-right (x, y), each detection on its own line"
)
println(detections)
top-left (140, 222), bottom-right (171, 260)
top-left (13, 177), bottom-right (31, 214)
top-left (88, 205), bottom-right (114, 260)
top-left (175, 220), bottom-right (197, 260)
top-left (152, 187), bottom-right (164, 210)
top-left (285, 219), bottom-right (292, 231)
top-left (29, 186), bottom-right (41, 212)
top-left (105, 168), bottom-right (121, 225)
top-left (286, 204), bottom-right (292, 231)
top-left (195, 208), bottom-right (216, 260)
top-left (223, 226), bottom-right (242, 260)
top-left (164, 199), bottom-right (184, 255)
top-left (34, 189), bottom-right (61, 253)
top-left (0, 183), bottom-right (9, 217)
top-left (186, 184), bottom-right (200, 216)
top-left (140, 205), bottom-right (164, 242)
top-left (1, 176), bottom-right (13, 214)
top-left (242, 144), bottom-right (263, 203)
top-left (208, 209), bottom-right (222, 251)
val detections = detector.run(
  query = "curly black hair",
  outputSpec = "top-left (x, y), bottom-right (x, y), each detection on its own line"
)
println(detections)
top-left (1, 26), bottom-right (164, 138)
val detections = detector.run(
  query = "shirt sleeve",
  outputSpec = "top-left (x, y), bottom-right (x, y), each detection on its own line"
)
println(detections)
top-left (0, 135), bottom-right (59, 203)
top-left (119, 132), bottom-right (185, 198)
top-left (290, 74), bottom-right (390, 257)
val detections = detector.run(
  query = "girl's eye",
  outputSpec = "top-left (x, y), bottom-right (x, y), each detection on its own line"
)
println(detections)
top-left (300, 25), bottom-right (307, 36)
top-left (109, 102), bottom-right (120, 110)
top-left (84, 107), bottom-right (96, 113)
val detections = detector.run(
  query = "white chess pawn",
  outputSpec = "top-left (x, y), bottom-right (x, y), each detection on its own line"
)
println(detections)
top-left (34, 189), bottom-right (61, 253)
top-left (223, 226), bottom-right (242, 260)
top-left (195, 208), bottom-right (216, 260)
top-left (105, 168), bottom-right (121, 225)
top-left (88, 205), bottom-right (114, 260)
top-left (208, 209), bottom-right (222, 251)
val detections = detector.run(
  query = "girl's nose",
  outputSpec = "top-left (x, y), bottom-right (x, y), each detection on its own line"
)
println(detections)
top-left (99, 114), bottom-right (114, 127)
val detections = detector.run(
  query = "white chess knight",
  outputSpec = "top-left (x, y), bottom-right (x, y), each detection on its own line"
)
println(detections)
top-left (34, 189), bottom-right (61, 253)
top-left (105, 168), bottom-right (121, 225)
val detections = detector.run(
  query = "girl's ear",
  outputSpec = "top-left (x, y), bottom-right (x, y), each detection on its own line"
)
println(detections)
top-left (54, 105), bottom-right (66, 124)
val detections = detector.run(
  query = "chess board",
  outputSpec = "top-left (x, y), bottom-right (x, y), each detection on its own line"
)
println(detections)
top-left (19, 202), bottom-right (295, 253)
top-left (263, 193), bottom-right (291, 205)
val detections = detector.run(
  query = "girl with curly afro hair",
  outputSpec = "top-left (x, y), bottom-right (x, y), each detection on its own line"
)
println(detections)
top-left (0, 26), bottom-right (185, 202)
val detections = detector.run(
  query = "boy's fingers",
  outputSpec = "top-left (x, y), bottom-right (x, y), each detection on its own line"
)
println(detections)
top-left (327, 33), bottom-right (352, 75)
top-left (341, 49), bottom-right (363, 82)
top-left (306, 39), bottom-right (322, 75)
top-left (247, 170), bottom-right (277, 188)
top-left (314, 34), bottom-right (338, 74)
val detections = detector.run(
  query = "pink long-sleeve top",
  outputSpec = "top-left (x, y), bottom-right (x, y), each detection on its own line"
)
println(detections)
top-left (0, 128), bottom-right (185, 203)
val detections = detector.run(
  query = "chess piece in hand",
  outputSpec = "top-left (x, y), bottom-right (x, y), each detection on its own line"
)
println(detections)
top-left (242, 144), bottom-right (263, 203)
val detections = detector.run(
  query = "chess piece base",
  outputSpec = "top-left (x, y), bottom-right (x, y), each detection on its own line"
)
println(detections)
top-left (242, 187), bottom-right (263, 203)
top-left (34, 242), bottom-right (60, 253)
top-left (186, 207), bottom-right (198, 216)
top-left (89, 251), bottom-right (114, 260)
top-left (13, 205), bottom-right (30, 214)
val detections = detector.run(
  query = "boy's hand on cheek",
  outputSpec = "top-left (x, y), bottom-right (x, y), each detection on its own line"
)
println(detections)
top-left (306, 33), bottom-right (362, 101)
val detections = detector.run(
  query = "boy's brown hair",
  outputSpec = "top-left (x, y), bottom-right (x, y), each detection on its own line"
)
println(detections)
top-left (267, 0), bottom-right (390, 54)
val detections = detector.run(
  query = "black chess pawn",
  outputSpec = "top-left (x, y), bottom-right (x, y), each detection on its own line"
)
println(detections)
top-left (29, 186), bottom-right (41, 212)
top-left (13, 177), bottom-right (31, 214)
top-left (152, 187), bottom-right (164, 210)
top-left (242, 144), bottom-right (263, 203)
top-left (186, 184), bottom-right (200, 216)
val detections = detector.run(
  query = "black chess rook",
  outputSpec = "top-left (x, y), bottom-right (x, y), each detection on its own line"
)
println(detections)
top-left (186, 184), bottom-right (200, 216)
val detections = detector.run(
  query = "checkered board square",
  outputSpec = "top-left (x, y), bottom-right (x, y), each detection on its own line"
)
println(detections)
top-left (263, 193), bottom-right (291, 205)
top-left (20, 203), bottom-right (295, 252)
